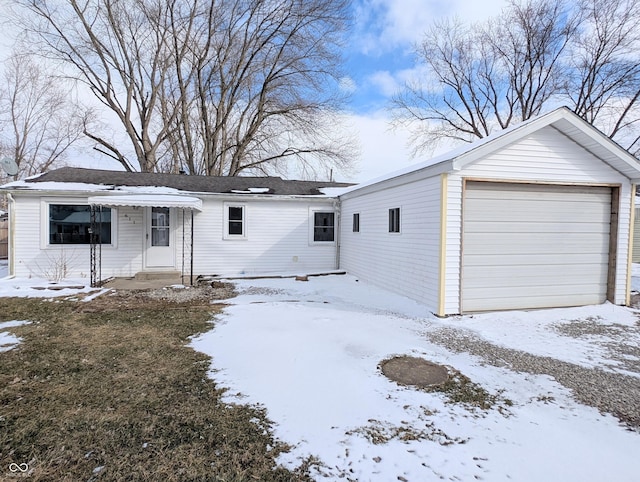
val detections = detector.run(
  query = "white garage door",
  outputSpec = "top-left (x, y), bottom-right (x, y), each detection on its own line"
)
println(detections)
top-left (461, 181), bottom-right (612, 312)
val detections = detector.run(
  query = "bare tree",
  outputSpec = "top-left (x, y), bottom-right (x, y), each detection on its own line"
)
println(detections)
top-left (393, 0), bottom-right (640, 155)
top-left (15, 0), bottom-right (182, 172)
top-left (569, 0), bottom-right (640, 154)
top-left (0, 53), bottom-right (87, 181)
top-left (14, 0), bottom-right (354, 177)
top-left (158, 0), bottom-right (353, 177)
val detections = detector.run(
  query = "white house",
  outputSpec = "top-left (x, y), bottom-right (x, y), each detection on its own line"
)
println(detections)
top-left (0, 169), bottom-right (349, 284)
top-left (339, 107), bottom-right (640, 315)
top-left (2, 107), bottom-right (640, 314)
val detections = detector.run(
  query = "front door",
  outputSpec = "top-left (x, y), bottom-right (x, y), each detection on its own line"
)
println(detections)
top-left (144, 207), bottom-right (175, 269)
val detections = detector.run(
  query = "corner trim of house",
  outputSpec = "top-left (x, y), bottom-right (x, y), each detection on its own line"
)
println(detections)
top-left (437, 173), bottom-right (448, 316)
top-left (626, 184), bottom-right (636, 306)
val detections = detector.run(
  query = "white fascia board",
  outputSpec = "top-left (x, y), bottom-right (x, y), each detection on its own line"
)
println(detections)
top-left (339, 160), bottom-right (453, 200)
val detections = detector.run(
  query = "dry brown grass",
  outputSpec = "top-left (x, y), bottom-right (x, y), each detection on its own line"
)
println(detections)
top-left (0, 291), bottom-right (309, 481)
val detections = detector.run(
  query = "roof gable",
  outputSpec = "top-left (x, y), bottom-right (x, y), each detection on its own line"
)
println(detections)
top-left (341, 107), bottom-right (640, 197)
top-left (451, 107), bottom-right (640, 179)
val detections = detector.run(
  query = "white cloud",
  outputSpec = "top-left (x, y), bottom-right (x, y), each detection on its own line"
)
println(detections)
top-left (342, 110), bottom-right (417, 182)
top-left (367, 71), bottom-right (400, 97)
top-left (353, 0), bottom-right (509, 55)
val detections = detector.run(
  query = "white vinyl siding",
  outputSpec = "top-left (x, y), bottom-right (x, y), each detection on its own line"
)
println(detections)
top-left (633, 207), bottom-right (640, 263)
top-left (193, 199), bottom-right (337, 275)
top-left (10, 195), bottom-right (144, 279)
top-left (461, 182), bottom-right (611, 312)
top-left (340, 175), bottom-right (442, 311)
top-left (11, 194), bottom-right (337, 279)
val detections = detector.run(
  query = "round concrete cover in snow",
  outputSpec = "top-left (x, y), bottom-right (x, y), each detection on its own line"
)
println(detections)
top-left (380, 356), bottom-right (449, 387)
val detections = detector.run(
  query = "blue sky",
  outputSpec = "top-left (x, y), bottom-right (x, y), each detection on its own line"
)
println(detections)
top-left (341, 0), bottom-right (509, 181)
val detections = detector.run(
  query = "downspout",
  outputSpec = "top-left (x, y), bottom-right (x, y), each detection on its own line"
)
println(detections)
top-left (334, 197), bottom-right (341, 270)
top-left (190, 210), bottom-right (194, 286)
top-left (7, 193), bottom-right (15, 277)
top-left (437, 173), bottom-right (448, 317)
top-left (626, 184), bottom-right (636, 306)
top-left (181, 208), bottom-right (185, 285)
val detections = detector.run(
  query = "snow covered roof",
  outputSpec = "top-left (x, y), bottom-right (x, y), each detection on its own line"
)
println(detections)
top-left (340, 107), bottom-right (640, 196)
top-left (88, 194), bottom-right (203, 211)
top-left (0, 167), bottom-right (353, 197)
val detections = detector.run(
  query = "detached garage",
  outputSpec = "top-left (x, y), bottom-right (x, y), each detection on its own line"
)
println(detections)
top-left (339, 107), bottom-right (640, 315)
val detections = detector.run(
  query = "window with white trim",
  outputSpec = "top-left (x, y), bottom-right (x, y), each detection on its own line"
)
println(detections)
top-left (48, 204), bottom-right (112, 245)
top-left (389, 207), bottom-right (400, 233)
top-left (224, 204), bottom-right (246, 239)
top-left (313, 211), bottom-right (335, 242)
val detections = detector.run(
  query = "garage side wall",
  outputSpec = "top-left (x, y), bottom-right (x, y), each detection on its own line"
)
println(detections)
top-left (444, 126), bottom-right (632, 314)
top-left (339, 175), bottom-right (442, 312)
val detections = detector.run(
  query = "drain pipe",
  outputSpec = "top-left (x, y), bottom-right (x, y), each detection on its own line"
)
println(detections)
top-left (334, 198), bottom-right (341, 270)
top-left (7, 193), bottom-right (15, 277)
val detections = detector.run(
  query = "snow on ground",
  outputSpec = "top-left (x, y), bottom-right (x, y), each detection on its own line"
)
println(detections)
top-left (0, 272), bottom-right (97, 298)
top-left (191, 275), bottom-right (640, 482)
top-left (443, 303), bottom-right (639, 374)
top-left (0, 260), bottom-right (7, 279)
top-left (0, 320), bottom-right (30, 352)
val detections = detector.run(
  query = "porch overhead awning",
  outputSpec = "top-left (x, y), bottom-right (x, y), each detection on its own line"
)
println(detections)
top-left (87, 194), bottom-right (203, 211)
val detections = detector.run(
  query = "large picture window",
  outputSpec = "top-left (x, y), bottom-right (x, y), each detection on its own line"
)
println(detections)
top-left (313, 212), bottom-right (335, 242)
top-left (49, 204), bottom-right (112, 245)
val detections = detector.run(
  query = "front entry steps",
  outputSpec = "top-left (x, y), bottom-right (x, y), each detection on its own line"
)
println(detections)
top-left (102, 271), bottom-right (185, 290)
top-left (134, 271), bottom-right (182, 281)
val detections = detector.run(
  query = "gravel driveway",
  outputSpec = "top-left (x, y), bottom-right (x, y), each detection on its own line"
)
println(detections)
top-left (429, 320), bottom-right (640, 430)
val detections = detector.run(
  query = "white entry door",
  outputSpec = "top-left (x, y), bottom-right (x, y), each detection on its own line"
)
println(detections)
top-left (144, 207), bottom-right (175, 269)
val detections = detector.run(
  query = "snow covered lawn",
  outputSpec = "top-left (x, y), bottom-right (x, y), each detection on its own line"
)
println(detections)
top-left (191, 275), bottom-right (640, 482)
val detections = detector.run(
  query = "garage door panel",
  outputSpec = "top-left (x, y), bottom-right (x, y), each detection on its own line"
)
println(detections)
top-left (461, 181), bottom-right (611, 312)
top-left (464, 292), bottom-right (607, 312)
top-left (465, 221), bottom-right (611, 234)
top-left (468, 210), bottom-right (611, 224)
top-left (464, 282), bottom-right (608, 300)
top-left (462, 265), bottom-right (609, 286)
top-left (462, 253), bottom-right (609, 267)
top-left (463, 232), bottom-right (610, 255)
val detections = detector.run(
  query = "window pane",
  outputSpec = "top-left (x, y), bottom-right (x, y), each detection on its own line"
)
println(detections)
top-left (229, 221), bottom-right (243, 235)
top-left (229, 206), bottom-right (243, 221)
top-left (152, 227), bottom-right (170, 246)
top-left (314, 212), bottom-right (334, 242)
top-left (49, 205), bottom-right (111, 244)
top-left (152, 207), bottom-right (170, 227)
top-left (353, 213), bottom-right (359, 232)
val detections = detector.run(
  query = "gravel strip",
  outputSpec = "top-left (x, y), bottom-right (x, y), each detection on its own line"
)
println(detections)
top-left (428, 327), bottom-right (640, 430)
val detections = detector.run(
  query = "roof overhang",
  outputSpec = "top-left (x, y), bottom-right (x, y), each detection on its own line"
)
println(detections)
top-left (87, 194), bottom-right (203, 211)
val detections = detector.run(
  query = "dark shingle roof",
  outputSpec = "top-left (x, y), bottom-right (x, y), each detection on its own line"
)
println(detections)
top-left (26, 167), bottom-right (353, 196)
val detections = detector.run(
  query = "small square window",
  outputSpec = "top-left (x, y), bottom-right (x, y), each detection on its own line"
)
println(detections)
top-left (389, 208), bottom-right (400, 233)
top-left (352, 213), bottom-right (360, 232)
top-left (313, 212), bottom-right (335, 242)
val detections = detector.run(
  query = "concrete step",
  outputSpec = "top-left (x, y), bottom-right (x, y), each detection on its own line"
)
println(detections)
top-left (134, 271), bottom-right (182, 281)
